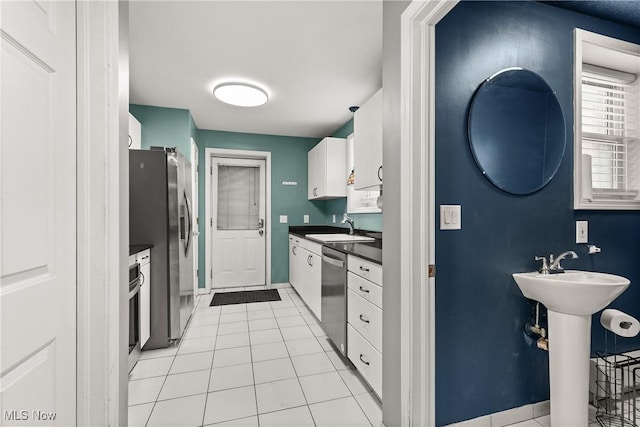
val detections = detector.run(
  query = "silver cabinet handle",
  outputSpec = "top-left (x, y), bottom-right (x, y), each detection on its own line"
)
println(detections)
top-left (309, 255), bottom-right (313, 266)
top-left (359, 354), bottom-right (370, 366)
top-left (359, 286), bottom-right (370, 293)
top-left (359, 314), bottom-right (370, 324)
top-left (359, 266), bottom-right (370, 272)
top-left (128, 134), bottom-right (133, 147)
top-left (377, 165), bottom-right (382, 181)
top-left (139, 272), bottom-right (145, 287)
top-left (292, 246), bottom-right (297, 255)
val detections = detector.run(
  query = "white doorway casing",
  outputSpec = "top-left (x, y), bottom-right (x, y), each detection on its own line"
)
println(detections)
top-left (205, 148), bottom-right (271, 293)
top-left (191, 138), bottom-right (199, 297)
top-left (399, 1), bottom-right (458, 426)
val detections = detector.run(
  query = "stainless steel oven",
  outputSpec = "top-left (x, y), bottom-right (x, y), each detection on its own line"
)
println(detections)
top-left (128, 261), bottom-right (141, 371)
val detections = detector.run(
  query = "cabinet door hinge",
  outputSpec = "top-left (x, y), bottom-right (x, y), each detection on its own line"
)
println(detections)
top-left (428, 264), bottom-right (436, 278)
top-left (196, 269), bottom-right (199, 277)
top-left (210, 270), bottom-right (213, 279)
top-left (210, 218), bottom-right (213, 227)
top-left (210, 166), bottom-right (213, 175)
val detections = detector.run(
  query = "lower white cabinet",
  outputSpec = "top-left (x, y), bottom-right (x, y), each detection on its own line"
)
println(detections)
top-left (137, 249), bottom-right (151, 348)
top-left (347, 254), bottom-right (382, 399)
top-left (288, 234), bottom-right (321, 320)
top-left (348, 324), bottom-right (382, 397)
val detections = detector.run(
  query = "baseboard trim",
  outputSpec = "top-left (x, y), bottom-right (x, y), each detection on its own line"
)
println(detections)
top-left (444, 401), bottom-right (550, 427)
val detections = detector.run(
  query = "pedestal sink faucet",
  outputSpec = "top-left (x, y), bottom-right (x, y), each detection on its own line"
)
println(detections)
top-left (536, 251), bottom-right (578, 274)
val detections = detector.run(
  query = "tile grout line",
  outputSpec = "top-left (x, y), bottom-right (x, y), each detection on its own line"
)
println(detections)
top-left (199, 293), bottom-right (222, 427)
top-left (284, 286), bottom-right (321, 427)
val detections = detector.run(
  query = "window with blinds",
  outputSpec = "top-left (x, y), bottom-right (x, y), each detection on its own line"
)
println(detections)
top-left (582, 65), bottom-right (638, 198)
top-left (574, 29), bottom-right (640, 210)
top-left (216, 165), bottom-right (260, 230)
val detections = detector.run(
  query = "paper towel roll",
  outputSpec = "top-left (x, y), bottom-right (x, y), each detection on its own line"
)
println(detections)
top-left (600, 309), bottom-right (640, 337)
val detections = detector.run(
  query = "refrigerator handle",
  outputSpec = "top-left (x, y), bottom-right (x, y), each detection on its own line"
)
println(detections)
top-left (184, 190), bottom-right (192, 256)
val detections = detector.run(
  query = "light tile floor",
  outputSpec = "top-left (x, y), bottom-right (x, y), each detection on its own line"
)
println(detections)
top-left (128, 285), bottom-right (381, 427)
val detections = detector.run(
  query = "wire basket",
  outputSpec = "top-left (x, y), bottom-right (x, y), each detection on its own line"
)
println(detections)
top-left (593, 350), bottom-right (640, 426)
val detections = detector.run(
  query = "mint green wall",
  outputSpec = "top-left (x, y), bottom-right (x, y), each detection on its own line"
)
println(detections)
top-left (197, 129), bottom-right (339, 286)
top-left (325, 119), bottom-right (383, 232)
top-left (129, 105), bottom-right (192, 157)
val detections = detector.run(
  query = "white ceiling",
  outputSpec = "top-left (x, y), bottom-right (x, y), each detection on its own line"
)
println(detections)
top-left (129, 1), bottom-right (383, 138)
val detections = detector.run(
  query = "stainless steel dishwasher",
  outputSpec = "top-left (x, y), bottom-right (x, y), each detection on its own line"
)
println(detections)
top-left (320, 246), bottom-right (348, 356)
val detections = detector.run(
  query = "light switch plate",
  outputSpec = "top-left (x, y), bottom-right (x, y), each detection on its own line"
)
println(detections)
top-left (304, 215), bottom-right (309, 224)
top-left (279, 215), bottom-right (288, 224)
top-left (576, 220), bottom-right (588, 243)
top-left (332, 214), bottom-right (336, 223)
top-left (440, 205), bottom-right (461, 230)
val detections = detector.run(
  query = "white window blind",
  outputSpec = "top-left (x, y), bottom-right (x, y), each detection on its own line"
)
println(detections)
top-left (217, 165), bottom-right (260, 230)
top-left (581, 64), bottom-right (639, 199)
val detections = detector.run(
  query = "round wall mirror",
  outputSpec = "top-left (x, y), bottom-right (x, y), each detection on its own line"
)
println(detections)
top-left (468, 68), bottom-right (566, 195)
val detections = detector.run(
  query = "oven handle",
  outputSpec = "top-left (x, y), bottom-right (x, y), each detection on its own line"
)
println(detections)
top-left (322, 254), bottom-right (345, 268)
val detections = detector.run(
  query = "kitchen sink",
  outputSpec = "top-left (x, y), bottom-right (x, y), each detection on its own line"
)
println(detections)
top-left (305, 234), bottom-right (375, 243)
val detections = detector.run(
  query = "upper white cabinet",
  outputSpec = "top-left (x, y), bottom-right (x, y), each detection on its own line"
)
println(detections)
top-left (308, 137), bottom-right (347, 200)
top-left (354, 89), bottom-right (382, 190)
top-left (129, 112), bottom-right (141, 150)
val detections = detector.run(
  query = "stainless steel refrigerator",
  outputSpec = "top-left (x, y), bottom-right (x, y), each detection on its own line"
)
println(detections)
top-left (130, 147), bottom-right (194, 350)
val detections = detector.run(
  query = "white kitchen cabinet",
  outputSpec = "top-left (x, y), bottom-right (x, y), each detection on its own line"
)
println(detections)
top-left (298, 247), bottom-right (322, 320)
top-left (287, 234), bottom-right (322, 320)
top-left (308, 137), bottom-right (347, 200)
top-left (347, 254), bottom-right (382, 399)
top-left (137, 249), bottom-right (151, 348)
top-left (129, 112), bottom-right (141, 150)
top-left (354, 89), bottom-right (382, 190)
top-left (289, 237), bottom-right (298, 291)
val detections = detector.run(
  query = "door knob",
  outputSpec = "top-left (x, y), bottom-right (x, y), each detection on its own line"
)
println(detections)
top-left (259, 230), bottom-right (264, 236)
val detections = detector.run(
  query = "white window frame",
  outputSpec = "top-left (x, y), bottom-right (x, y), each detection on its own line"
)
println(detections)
top-left (574, 29), bottom-right (640, 210)
top-left (346, 133), bottom-right (381, 213)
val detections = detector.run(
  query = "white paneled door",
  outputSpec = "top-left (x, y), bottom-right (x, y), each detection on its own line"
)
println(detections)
top-left (1, 1), bottom-right (77, 426)
top-left (191, 138), bottom-right (199, 295)
top-left (212, 158), bottom-right (266, 288)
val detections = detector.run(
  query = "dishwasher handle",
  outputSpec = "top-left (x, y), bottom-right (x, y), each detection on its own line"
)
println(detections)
top-left (322, 254), bottom-right (345, 268)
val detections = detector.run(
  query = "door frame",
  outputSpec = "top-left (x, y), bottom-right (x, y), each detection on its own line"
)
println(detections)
top-left (399, 1), bottom-right (458, 426)
top-left (76, 0), bottom-right (128, 425)
top-left (191, 137), bottom-right (199, 297)
top-left (204, 148), bottom-right (272, 293)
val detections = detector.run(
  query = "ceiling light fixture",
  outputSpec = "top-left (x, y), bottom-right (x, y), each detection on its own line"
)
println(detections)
top-left (213, 82), bottom-right (269, 107)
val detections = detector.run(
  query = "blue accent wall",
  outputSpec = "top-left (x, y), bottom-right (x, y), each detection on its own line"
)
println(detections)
top-left (435, 2), bottom-right (640, 425)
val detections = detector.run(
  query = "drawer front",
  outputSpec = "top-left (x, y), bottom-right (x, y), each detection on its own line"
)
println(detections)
top-left (347, 289), bottom-right (382, 353)
top-left (347, 272), bottom-right (382, 309)
top-left (289, 234), bottom-right (302, 245)
top-left (347, 324), bottom-right (382, 397)
top-left (348, 255), bottom-right (382, 285)
top-left (298, 237), bottom-right (323, 255)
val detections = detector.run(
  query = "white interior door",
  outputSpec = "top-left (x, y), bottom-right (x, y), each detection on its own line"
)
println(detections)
top-left (191, 138), bottom-right (199, 295)
top-left (212, 157), bottom-right (266, 288)
top-left (1, 1), bottom-right (77, 425)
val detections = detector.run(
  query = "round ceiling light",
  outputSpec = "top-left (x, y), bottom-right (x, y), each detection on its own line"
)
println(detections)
top-left (213, 82), bottom-right (269, 107)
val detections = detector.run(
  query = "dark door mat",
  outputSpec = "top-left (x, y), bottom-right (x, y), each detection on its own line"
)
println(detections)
top-left (210, 289), bottom-right (281, 306)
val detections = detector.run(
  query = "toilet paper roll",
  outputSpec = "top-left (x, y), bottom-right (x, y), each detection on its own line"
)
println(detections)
top-left (600, 309), bottom-right (640, 337)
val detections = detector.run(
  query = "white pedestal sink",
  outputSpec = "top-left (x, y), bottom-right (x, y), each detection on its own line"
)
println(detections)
top-left (512, 270), bottom-right (630, 426)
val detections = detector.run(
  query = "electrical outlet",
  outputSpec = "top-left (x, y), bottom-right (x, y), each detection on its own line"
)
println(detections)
top-left (576, 221), bottom-right (588, 243)
top-left (332, 214), bottom-right (336, 223)
top-left (304, 215), bottom-right (309, 224)
top-left (279, 215), bottom-right (288, 224)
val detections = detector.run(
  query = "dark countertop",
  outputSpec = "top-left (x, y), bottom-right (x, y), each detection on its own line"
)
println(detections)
top-left (288, 226), bottom-right (382, 265)
top-left (130, 244), bottom-right (153, 256)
